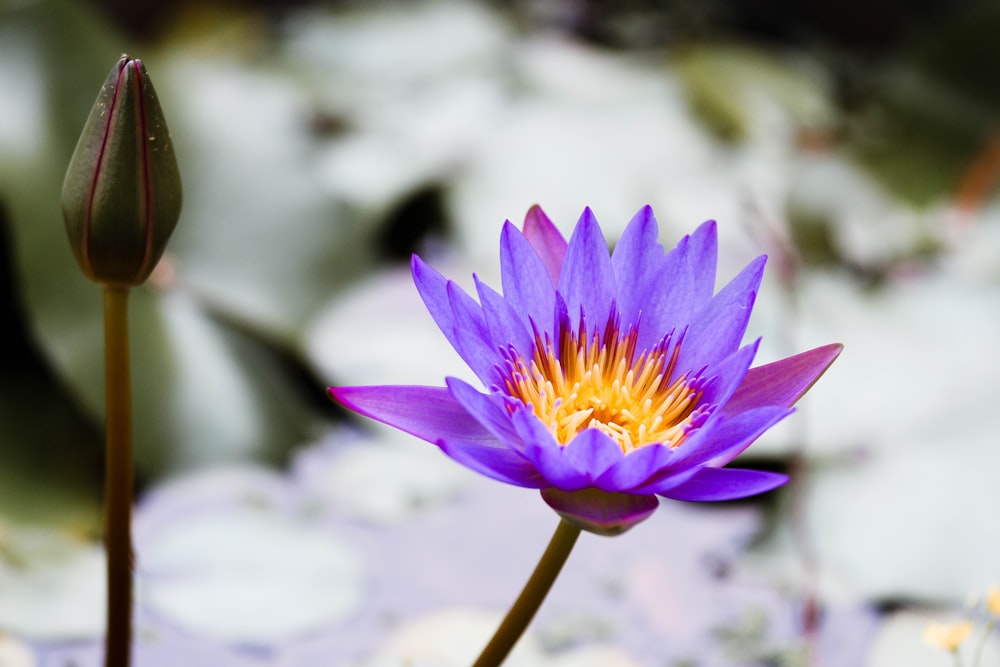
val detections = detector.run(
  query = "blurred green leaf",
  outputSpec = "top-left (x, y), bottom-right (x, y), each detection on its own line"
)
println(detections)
top-left (676, 43), bottom-right (836, 143)
top-left (0, 0), bottom-right (372, 483)
top-left (844, 3), bottom-right (1000, 206)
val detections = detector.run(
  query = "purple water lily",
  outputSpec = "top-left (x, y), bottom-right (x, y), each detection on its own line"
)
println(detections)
top-left (330, 206), bottom-right (840, 535)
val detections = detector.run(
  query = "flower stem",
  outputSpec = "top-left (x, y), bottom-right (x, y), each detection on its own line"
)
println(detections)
top-left (972, 620), bottom-right (995, 667)
top-left (471, 519), bottom-right (581, 667)
top-left (103, 286), bottom-right (134, 667)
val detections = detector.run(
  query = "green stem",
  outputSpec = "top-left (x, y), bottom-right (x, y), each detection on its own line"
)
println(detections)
top-left (471, 519), bottom-right (581, 667)
top-left (103, 286), bottom-right (133, 667)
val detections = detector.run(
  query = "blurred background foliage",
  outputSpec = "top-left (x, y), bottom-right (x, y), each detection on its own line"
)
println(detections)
top-left (1, 0), bottom-right (1000, 659)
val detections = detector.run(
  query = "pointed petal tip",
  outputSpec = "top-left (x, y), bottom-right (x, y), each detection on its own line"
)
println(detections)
top-left (523, 204), bottom-right (549, 223)
top-left (725, 341), bottom-right (843, 414)
top-left (519, 205), bottom-right (568, 285)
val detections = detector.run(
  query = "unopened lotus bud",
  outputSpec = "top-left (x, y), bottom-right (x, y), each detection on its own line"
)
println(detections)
top-left (61, 55), bottom-right (182, 286)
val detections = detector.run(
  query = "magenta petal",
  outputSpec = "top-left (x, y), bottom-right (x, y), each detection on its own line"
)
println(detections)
top-left (329, 385), bottom-right (494, 444)
top-left (522, 205), bottom-right (567, 285)
top-left (725, 343), bottom-right (843, 414)
top-left (438, 437), bottom-right (546, 488)
top-left (541, 488), bottom-right (659, 536)
top-left (656, 466), bottom-right (788, 501)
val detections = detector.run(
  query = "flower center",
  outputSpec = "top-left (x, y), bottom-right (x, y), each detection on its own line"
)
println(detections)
top-left (503, 320), bottom-right (706, 453)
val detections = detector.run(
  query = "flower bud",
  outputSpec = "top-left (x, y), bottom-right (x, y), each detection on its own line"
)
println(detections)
top-left (61, 55), bottom-right (182, 286)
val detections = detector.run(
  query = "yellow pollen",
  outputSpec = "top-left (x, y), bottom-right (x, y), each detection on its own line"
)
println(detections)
top-left (504, 325), bottom-right (703, 453)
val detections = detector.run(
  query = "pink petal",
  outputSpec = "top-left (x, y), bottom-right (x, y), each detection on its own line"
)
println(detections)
top-left (725, 343), bottom-right (843, 414)
top-left (522, 205), bottom-right (567, 284)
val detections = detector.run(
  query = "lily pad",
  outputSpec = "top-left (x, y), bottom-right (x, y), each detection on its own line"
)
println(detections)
top-left (136, 467), bottom-right (365, 645)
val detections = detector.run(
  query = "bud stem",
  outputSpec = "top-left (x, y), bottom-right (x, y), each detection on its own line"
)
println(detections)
top-left (103, 286), bottom-right (134, 667)
top-left (471, 520), bottom-right (581, 667)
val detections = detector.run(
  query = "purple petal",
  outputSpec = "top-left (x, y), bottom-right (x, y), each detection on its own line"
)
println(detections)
top-left (412, 256), bottom-right (491, 379)
top-left (445, 377), bottom-right (522, 445)
top-left (593, 442), bottom-right (677, 492)
top-left (512, 410), bottom-right (590, 490)
top-left (446, 281), bottom-right (500, 384)
top-left (611, 206), bottom-right (665, 321)
top-left (329, 385), bottom-right (493, 444)
top-left (632, 232), bottom-right (697, 352)
top-left (557, 208), bottom-right (615, 332)
top-left (678, 258), bottom-right (764, 370)
top-left (686, 220), bottom-right (718, 306)
top-left (724, 343), bottom-right (843, 415)
top-left (656, 466), bottom-right (789, 501)
top-left (675, 405), bottom-right (793, 468)
top-left (522, 205), bottom-right (567, 285)
top-left (500, 221), bottom-right (556, 333)
top-left (540, 488), bottom-right (659, 536)
top-left (562, 429), bottom-right (625, 483)
top-left (474, 275), bottom-right (533, 357)
top-left (619, 458), bottom-right (702, 495)
top-left (437, 437), bottom-right (546, 488)
top-left (696, 338), bottom-right (760, 409)
top-left (411, 255), bottom-right (464, 348)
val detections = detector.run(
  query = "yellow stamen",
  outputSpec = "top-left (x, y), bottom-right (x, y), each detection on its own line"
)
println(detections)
top-left (504, 323), bottom-right (704, 453)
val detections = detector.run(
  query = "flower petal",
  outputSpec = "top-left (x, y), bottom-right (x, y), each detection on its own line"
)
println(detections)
top-left (696, 338), bottom-right (760, 409)
top-left (329, 385), bottom-right (493, 444)
top-left (679, 257), bottom-right (764, 370)
top-left (512, 411), bottom-right (590, 490)
top-left (500, 221), bottom-right (556, 333)
top-left (445, 377), bottom-right (522, 445)
top-left (437, 437), bottom-right (546, 489)
top-left (474, 275), bottom-right (533, 358)
top-left (522, 205), bottom-right (567, 285)
top-left (593, 442), bottom-right (677, 492)
top-left (558, 208), bottom-right (615, 332)
top-left (677, 406), bottom-right (793, 468)
top-left (446, 281), bottom-right (500, 384)
top-left (724, 343), bottom-right (843, 415)
top-left (612, 205), bottom-right (664, 326)
top-left (686, 220), bottom-right (718, 307)
top-left (562, 429), bottom-right (625, 483)
top-left (540, 488), bottom-right (659, 536)
top-left (656, 466), bottom-right (788, 501)
top-left (631, 225), bottom-right (704, 352)
top-left (411, 256), bottom-right (490, 376)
